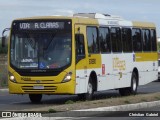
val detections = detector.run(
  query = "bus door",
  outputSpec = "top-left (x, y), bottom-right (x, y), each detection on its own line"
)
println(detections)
top-left (85, 26), bottom-right (102, 91)
top-left (75, 25), bottom-right (88, 94)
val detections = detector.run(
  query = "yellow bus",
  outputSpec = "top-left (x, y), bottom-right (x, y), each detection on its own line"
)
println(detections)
top-left (5, 13), bottom-right (158, 103)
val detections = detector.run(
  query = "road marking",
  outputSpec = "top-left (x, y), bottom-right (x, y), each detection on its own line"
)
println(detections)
top-left (0, 101), bottom-right (28, 105)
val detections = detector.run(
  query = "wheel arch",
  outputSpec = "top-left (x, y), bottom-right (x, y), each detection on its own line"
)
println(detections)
top-left (89, 70), bottom-right (98, 92)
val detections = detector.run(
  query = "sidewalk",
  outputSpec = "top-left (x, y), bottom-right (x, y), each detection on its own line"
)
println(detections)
top-left (0, 88), bottom-right (8, 92)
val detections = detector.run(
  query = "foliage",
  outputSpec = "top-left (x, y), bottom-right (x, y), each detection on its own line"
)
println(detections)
top-left (65, 100), bottom-right (74, 104)
top-left (0, 37), bottom-right (8, 54)
top-left (48, 108), bottom-right (57, 113)
top-left (0, 43), bottom-right (8, 54)
top-left (158, 42), bottom-right (160, 52)
top-left (124, 100), bottom-right (130, 104)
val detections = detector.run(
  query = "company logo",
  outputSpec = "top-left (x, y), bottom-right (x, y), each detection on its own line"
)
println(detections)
top-left (36, 80), bottom-right (41, 83)
top-left (1, 112), bottom-right (42, 118)
top-left (2, 112), bottom-right (11, 118)
top-left (113, 57), bottom-right (126, 71)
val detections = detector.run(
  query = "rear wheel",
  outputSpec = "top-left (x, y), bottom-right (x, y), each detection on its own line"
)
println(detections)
top-left (29, 94), bottom-right (42, 103)
top-left (119, 72), bottom-right (138, 96)
top-left (130, 72), bottom-right (138, 95)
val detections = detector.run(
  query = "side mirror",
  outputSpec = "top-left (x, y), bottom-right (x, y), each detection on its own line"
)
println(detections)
top-left (2, 36), bottom-right (6, 48)
top-left (2, 28), bottom-right (10, 48)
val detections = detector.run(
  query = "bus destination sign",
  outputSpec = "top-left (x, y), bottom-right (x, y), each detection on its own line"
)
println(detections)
top-left (13, 21), bottom-right (67, 30)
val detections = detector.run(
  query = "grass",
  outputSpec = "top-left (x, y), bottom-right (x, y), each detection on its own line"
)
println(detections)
top-left (23, 92), bottom-right (160, 112)
top-left (141, 98), bottom-right (148, 102)
top-left (124, 100), bottom-right (131, 104)
top-left (48, 108), bottom-right (57, 113)
top-left (0, 54), bottom-right (8, 88)
top-left (155, 96), bottom-right (160, 100)
top-left (65, 100), bottom-right (75, 104)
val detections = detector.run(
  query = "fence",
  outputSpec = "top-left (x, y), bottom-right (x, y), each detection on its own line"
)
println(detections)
top-left (0, 54), bottom-right (8, 88)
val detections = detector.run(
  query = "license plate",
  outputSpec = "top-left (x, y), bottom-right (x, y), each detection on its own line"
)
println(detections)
top-left (33, 85), bottom-right (44, 90)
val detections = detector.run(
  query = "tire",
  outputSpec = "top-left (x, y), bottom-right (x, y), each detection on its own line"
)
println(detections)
top-left (78, 77), bottom-right (94, 100)
top-left (29, 94), bottom-right (42, 103)
top-left (130, 72), bottom-right (138, 95)
top-left (119, 72), bottom-right (138, 96)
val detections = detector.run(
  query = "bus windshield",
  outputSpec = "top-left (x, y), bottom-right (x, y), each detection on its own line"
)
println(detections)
top-left (10, 31), bottom-right (72, 70)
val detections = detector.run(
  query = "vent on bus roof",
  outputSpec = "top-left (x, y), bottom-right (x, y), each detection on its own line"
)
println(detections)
top-left (73, 13), bottom-right (123, 20)
top-left (73, 13), bottom-right (110, 19)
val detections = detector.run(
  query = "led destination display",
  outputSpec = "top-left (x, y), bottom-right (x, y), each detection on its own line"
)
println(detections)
top-left (12, 20), bottom-right (71, 30)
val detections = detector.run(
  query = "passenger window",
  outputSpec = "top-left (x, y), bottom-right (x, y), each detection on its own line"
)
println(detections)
top-left (151, 29), bottom-right (157, 51)
top-left (142, 29), bottom-right (151, 51)
top-left (99, 27), bottom-right (111, 53)
top-left (122, 28), bottom-right (132, 52)
top-left (111, 27), bottom-right (122, 52)
top-left (87, 27), bottom-right (99, 54)
top-left (132, 28), bottom-right (142, 52)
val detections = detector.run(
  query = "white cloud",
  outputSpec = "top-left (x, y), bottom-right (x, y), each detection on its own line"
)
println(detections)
top-left (54, 9), bottom-right (74, 16)
top-left (0, 0), bottom-right (160, 37)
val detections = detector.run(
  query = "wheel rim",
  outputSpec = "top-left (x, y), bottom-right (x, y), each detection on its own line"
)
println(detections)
top-left (132, 77), bottom-right (137, 91)
top-left (87, 82), bottom-right (93, 94)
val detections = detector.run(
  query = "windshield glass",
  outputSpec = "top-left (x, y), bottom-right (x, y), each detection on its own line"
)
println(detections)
top-left (10, 31), bottom-right (72, 70)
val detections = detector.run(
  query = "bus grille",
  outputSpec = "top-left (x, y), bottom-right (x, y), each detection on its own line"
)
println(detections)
top-left (21, 80), bottom-right (55, 84)
top-left (22, 86), bottom-right (57, 92)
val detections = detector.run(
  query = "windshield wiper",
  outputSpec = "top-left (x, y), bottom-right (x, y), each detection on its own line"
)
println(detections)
top-left (44, 30), bottom-right (58, 50)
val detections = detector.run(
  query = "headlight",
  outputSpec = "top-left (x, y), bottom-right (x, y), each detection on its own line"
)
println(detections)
top-left (9, 72), bottom-right (17, 83)
top-left (62, 72), bottom-right (72, 83)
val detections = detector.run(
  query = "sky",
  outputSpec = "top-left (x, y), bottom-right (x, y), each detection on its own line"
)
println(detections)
top-left (0, 0), bottom-right (160, 37)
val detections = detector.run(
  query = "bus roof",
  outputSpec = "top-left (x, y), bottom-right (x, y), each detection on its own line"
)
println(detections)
top-left (13, 13), bottom-right (156, 28)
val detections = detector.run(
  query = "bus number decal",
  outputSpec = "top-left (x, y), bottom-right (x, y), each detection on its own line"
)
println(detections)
top-left (89, 59), bottom-right (96, 64)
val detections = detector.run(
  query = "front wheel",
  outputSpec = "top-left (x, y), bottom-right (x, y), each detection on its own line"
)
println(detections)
top-left (29, 94), bottom-right (42, 103)
top-left (78, 77), bottom-right (94, 100)
top-left (119, 72), bottom-right (138, 96)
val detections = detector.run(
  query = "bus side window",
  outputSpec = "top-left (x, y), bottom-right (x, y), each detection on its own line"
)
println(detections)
top-left (122, 28), bottom-right (132, 52)
top-left (75, 34), bottom-right (85, 63)
top-left (132, 28), bottom-right (142, 52)
top-left (99, 27), bottom-right (111, 53)
top-left (142, 29), bottom-right (151, 51)
top-left (151, 29), bottom-right (157, 51)
top-left (111, 27), bottom-right (122, 52)
top-left (87, 27), bottom-right (99, 54)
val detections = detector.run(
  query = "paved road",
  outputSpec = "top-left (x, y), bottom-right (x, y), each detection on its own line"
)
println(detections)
top-left (0, 80), bottom-right (160, 111)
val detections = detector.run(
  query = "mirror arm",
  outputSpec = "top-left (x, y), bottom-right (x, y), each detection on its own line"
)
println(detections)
top-left (2, 28), bottom-right (10, 37)
top-left (1, 28), bottom-right (10, 47)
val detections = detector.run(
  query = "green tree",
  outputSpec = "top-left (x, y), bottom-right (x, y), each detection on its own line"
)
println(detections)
top-left (0, 37), bottom-right (8, 54)
top-left (158, 42), bottom-right (160, 52)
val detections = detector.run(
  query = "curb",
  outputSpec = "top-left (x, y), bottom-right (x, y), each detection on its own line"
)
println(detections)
top-left (42, 100), bottom-right (160, 118)
top-left (75, 100), bottom-right (160, 111)
top-left (0, 88), bottom-right (8, 92)
top-left (2, 100), bottom-right (160, 119)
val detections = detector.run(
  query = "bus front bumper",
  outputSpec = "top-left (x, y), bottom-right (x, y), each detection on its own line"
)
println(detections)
top-left (8, 80), bottom-right (75, 95)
